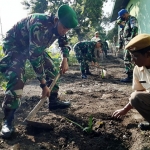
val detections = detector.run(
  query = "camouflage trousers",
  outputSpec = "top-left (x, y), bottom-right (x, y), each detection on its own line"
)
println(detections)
top-left (79, 59), bottom-right (89, 72)
top-left (124, 49), bottom-right (134, 73)
top-left (0, 51), bottom-right (59, 110)
top-left (74, 50), bottom-right (90, 71)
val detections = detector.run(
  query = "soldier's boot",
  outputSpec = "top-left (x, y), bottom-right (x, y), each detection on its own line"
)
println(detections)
top-left (49, 93), bottom-right (71, 110)
top-left (1, 109), bottom-right (16, 138)
top-left (81, 70), bottom-right (87, 79)
top-left (85, 67), bottom-right (92, 75)
top-left (120, 72), bottom-right (132, 83)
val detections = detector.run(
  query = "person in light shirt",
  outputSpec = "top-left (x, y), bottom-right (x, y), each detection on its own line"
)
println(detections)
top-left (91, 31), bottom-right (101, 42)
top-left (91, 32), bottom-right (102, 62)
top-left (112, 34), bottom-right (150, 130)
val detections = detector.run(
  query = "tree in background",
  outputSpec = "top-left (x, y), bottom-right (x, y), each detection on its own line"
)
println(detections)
top-left (106, 24), bottom-right (118, 42)
top-left (21, 0), bottom-right (109, 43)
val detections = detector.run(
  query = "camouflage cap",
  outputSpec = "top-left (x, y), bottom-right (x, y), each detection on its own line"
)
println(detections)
top-left (125, 34), bottom-right (150, 52)
top-left (58, 4), bottom-right (78, 28)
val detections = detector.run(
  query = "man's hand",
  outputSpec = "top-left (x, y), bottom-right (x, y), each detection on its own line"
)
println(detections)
top-left (112, 108), bottom-right (128, 119)
top-left (41, 86), bottom-right (50, 99)
top-left (60, 57), bottom-right (68, 74)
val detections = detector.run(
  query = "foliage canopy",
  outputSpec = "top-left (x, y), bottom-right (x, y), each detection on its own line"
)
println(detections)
top-left (21, 0), bottom-right (109, 41)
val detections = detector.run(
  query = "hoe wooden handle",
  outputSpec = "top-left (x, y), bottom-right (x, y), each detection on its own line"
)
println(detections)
top-left (23, 73), bottom-right (60, 122)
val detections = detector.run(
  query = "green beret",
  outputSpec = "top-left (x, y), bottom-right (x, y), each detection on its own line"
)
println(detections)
top-left (125, 34), bottom-right (150, 52)
top-left (58, 4), bottom-right (78, 28)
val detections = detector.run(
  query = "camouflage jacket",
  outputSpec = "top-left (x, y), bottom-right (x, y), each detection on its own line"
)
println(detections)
top-left (74, 41), bottom-right (96, 62)
top-left (102, 41), bottom-right (109, 51)
top-left (123, 15), bottom-right (138, 43)
top-left (2, 13), bottom-right (70, 81)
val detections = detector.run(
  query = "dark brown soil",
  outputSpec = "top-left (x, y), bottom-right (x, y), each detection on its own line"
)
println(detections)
top-left (0, 54), bottom-right (150, 150)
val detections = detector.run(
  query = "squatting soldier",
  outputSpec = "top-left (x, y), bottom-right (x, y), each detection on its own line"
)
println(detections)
top-left (0, 4), bottom-right (78, 138)
top-left (73, 41), bottom-right (101, 79)
top-left (117, 9), bottom-right (138, 82)
top-left (113, 34), bottom-right (150, 130)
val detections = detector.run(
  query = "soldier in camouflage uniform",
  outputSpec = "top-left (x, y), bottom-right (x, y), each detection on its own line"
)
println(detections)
top-left (116, 19), bottom-right (125, 51)
top-left (117, 9), bottom-right (138, 82)
top-left (102, 39), bottom-right (109, 58)
top-left (0, 4), bottom-right (78, 138)
top-left (73, 41), bottom-right (101, 79)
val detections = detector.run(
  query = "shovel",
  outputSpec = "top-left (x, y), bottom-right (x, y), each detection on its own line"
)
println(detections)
top-left (23, 73), bottom-right (60, 128)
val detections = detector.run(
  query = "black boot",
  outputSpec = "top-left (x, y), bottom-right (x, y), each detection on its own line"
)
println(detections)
top-left (49, 93), bottom-right (71, 110)
top-left (120, 72), bottom-right (132, 83)
top-left (85, 67), bottom-right (92, 75)
top-left (138, 121), bottom-right (150, 130)
top-left (1, 109), bottom-right (16, 138)
top-left (81, 70), bottom-right (87, 79)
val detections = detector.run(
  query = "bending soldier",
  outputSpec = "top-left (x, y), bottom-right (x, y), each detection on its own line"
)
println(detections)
top-left (0, 5), bottom-right (78, 138)
top-left (74, 41), bottom-right (102, 79)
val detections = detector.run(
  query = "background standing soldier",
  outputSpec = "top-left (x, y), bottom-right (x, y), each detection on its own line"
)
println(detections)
top-left (112, 35), bottom-right (118, 56)
top-left (0, 4), bottom-right (78, 138)
top-left (91, 31), bottom-right (101, 42)
top-left (102, 39), bottom-right (109, 58)
top-left (91, 31), bottom-right (102, 62)
top-left (118, 9), bottom-right (138, 82)
top-left (74, 41), bottom-right (102, 79)
top-left (116, 18), bottom-right (125, 58)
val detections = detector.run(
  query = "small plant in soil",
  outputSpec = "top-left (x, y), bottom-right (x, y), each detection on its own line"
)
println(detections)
top-left (65, 116), bottom-right (93, 134)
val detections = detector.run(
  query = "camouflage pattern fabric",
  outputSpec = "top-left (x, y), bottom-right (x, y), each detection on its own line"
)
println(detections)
top-left (123, 49), bottom-right (134, 73)
top-left (123, 15), bottom-right (138, 73)
top-left (119, 29), bottom-right (124, 49)
top-left (0, 13), bottom-right (70, 109)
top-left (102, 41), bottom-right (109, 57)
top-left (73, 41), bottom-right (96, 71)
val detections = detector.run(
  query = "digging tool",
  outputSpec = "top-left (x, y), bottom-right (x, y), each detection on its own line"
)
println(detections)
top-left (23, 73), bottom-right (60, 125)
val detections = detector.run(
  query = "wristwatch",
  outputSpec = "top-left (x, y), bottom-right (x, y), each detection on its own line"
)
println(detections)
top-left (40, 83), bottom-right (47, 89)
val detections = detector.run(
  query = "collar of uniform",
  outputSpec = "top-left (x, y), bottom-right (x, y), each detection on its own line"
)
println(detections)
top-left (139, 66), bottom-right (144, 71)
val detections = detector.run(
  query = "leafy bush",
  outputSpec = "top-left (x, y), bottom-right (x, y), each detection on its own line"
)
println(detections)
top-left (68, 51), bottom-right (78, 66)
top-left (0, 46), bottom-right (78, 89)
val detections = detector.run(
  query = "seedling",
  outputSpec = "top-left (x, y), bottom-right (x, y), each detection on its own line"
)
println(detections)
top-left (65, 116), bottom-right (93, 134)
top-left (101, 68), bottom-right (107, 78)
